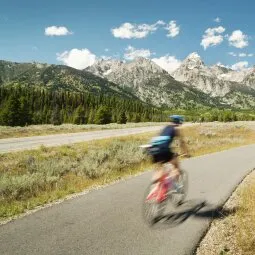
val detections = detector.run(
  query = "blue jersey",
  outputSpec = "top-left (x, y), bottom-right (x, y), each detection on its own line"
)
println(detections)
top-left (159, 125), bottom-right (176, 147)
top-left (149, 125), bottom-right (176, 154)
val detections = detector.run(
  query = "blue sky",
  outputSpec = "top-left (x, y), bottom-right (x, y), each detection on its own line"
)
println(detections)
top-left (0, 0), bottom-right (254, 72)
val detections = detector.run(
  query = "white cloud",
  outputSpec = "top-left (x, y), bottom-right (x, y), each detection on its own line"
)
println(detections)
top-left (200, 26), bottom-right (225, 50)
top-left (45, 26), bottom-right (72, 36)
top-left (156, 20), bottom-right (166, 26)
top-left (56, 48), bottom-right (96, 69)
top-left (228, 52), bottom-right (253, 57)
top-left (228, 52), bottom-right (237, 56)
top-left (216, 62), bottom-right (230, 68)
top-left (231, 61), bottom-right (249, 71)
top-left (240, 53), bottom-right (253, 57)
top-left (228, 30), bottom-right (248, 48)
top-left (104, 48), bottom-right (110, 52)
top-left (100, 55), bottom-right (112, 60)
top-left (152, 55), bottom-right (182, 73)
top-left (165, 21), bottom-right (180, 38)
top-left (124, 46), bottom-right (152, 60)
top-left (214, 17), bottom-right (221, 23)
top-left (111, 21), bottom-right (163, 39)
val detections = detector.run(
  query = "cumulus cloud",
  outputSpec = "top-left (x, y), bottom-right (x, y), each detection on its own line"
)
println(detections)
top-left (228, 52), bottom-right (253, 57)
top-left (214, 17), bottom-right (221, 23)
top-left (56, 48), bottom-right (96, 69)
top-left (124, 46), bottom-right (152, 60)
top-left (231, 61), bottom-right (249, 71)
top-left (111, 21), bottom-right (163, 39)
top-left (152, 55), bottom-right (182, 73)
top-left (228, 52), bottom-right (237, 56)
top-left (165, 21), bottom-right (180, 38)
top-left (228, 30), bottom-right (248, 48)
top-left (45, 26), bottom-right (72, 36)
top-left (200, 26), bottom-right (225, 50)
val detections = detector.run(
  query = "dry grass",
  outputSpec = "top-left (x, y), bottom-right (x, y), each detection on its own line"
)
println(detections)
top-left (196, 171), bottom-right (255, 255)
top-left (235, 176), bottom-right (255, 254)
top-left (0, 122), bottom-right (254, 221)
top-left (0, 122), bottom-right (166, 139)
top-left (183, 122), bottom-right (255, 156)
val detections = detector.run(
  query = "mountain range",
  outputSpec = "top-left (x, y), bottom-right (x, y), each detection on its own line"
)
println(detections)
top-left (0, 60), bottom-right (135, 99)
top-left (87, 53), bottom-right (255, 109)
top-left (0, 53), bottom-right (254, 110)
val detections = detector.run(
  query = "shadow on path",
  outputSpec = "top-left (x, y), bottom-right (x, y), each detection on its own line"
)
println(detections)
top-left (152, 199), bottom-right (237, 228)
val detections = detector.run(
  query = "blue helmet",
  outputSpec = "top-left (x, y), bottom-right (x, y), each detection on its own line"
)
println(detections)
top-left (169, 115), bottom-right (184, 124)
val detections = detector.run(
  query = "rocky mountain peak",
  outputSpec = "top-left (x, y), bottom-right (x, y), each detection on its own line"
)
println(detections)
top-left (127, 57), bottom-right (167, 74)
top-left (86, 58), bottom-right (123, 77)
top-left (182, 52), bottom-right (204, 70)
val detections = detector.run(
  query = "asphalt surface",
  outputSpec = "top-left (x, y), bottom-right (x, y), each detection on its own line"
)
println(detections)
top-left (0, 126), bottom-right (163, 153)
top-left (0, 144), bottom-right (254, 255)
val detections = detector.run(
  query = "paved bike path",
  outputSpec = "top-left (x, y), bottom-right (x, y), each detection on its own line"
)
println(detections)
top-left (0, 144), bottom-right (255, 255)
top-left (0, 126), bottom-right (163, 153)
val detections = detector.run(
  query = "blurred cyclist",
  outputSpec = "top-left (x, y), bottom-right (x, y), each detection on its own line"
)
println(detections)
top-left (147, 115), bottom-right (189, 198)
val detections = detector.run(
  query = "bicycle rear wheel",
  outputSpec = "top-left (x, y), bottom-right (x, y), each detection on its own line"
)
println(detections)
top-left (170, 169), bottom-right (188, 206)
top-left (142, 183), bottom-right (166, 225)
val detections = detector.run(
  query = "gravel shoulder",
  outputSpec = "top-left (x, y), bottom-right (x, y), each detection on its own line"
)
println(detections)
top-left (196, 169), bottom-right (255, 255)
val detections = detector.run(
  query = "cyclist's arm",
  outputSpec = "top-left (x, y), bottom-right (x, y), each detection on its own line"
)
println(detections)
top-left (175, 128), bottom-right (189, 155)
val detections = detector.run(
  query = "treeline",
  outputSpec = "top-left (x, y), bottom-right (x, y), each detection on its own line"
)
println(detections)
top-left (0, 87), bottom-right (168, 126)
top-left (167, 109), bottom-right (255, 122)
top-left (0, 87), bottom-right (254, 127)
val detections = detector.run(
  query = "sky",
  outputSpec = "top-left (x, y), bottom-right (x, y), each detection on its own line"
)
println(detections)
top-left (0, 0), bottom-right (254, 73)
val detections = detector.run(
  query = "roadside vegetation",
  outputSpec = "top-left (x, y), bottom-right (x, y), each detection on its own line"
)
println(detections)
top-left (197, 171), bottom-right (255, 255)
top-left (236, 176), bottom-right (255, 254)
top-left (0, 122), bottom-right (254, 221)
top-left (0, 122), bottom-right (166, 139)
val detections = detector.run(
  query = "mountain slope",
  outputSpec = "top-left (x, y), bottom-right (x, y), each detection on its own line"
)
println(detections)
top-left (172, 53), bottom-right (236, 96)
top-left (87, 57), bottom-right (222, 108)
top-left (172, 53), bottom-right (255, 108)
top-left (0, 60), bottom-right (135, 98)
top-left (242, 67), bottom-right (255, 90)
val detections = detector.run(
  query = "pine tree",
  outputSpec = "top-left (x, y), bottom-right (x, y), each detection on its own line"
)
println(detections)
top-left (94, 106), bottom-right (112, 124)
top-left (133, 113), bottom-right (141, 123)
top-left (117, 111), bottom-right (127, 124)
top-left (87, 109), bottom-right (95, 124)
top-left (20, 96), bottom-right (32, 126)
top-left (73, 105), bottom-right (86, 124)
top-left (1, 94), bottom-right (21, 126)
top-left (51, 104), bottom-right (61, 125)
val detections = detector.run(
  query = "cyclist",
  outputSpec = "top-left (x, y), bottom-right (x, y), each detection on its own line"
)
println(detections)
top-left (147, 115), bottom-right (189, 200)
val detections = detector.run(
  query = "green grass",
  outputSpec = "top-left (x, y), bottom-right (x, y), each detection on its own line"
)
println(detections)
top-left (0, 122), bottom-right (255, 221)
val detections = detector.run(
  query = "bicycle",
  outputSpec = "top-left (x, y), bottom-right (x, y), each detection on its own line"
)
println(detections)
top-left (142, 157), bottom-right (188, 225)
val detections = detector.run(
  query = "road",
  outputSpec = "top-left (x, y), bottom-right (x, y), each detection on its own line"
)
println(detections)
top-left (0, 144), bottom-right (254, 255)
top-left (0, 126), bottom-right (163, 153)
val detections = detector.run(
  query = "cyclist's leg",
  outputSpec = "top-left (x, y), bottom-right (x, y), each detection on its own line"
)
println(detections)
top-left (169, 153), bottom-right (181, 180)
top-left (153, 163), bottom-right (164, 180)
top-left (151, 151), bottom-right (165, 183)
top-left (148, 154), bottom-right (164, 197)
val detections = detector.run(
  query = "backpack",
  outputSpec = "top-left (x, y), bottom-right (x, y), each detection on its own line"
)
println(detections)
top-left (147, 136), bottom-right (171, 156)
